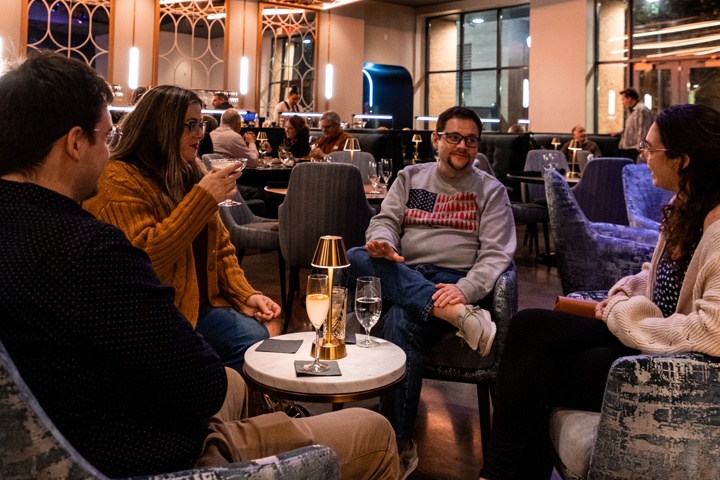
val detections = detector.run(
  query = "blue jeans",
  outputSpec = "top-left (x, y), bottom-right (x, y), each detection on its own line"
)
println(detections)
top-left (347, 246), bottom-right (470, 441)
top-left (195, 306), bottom-right (269, 374)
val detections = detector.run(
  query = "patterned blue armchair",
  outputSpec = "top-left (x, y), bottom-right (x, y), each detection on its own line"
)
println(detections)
top-left (0, 338), bottom-right (340, 480)
top-left (550, 353), bottom-right (720, 480)
top-left (622, 163), bottom-right (674, 231)
top-left (545, 169), bottom-right (658, 295)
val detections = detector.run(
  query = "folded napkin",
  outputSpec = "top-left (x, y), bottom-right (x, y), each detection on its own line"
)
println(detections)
top-left (294, 360), bottom-right (342, 376)
top-left (255, 339), bottom-right (303, 354)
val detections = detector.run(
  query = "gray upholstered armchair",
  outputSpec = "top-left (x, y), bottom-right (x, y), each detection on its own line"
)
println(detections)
top-left (622, 163), bottom-right (674, 231)
top-left (550, 353), bottom-right (720, 480)
top-left (545, 169), bottom-right (658, 294)
top-left (0, 338), bottom-right (340, 480)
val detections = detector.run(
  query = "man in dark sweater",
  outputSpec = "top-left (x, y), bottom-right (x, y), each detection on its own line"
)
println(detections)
top-left (0, 51), bottom-right (399, 479)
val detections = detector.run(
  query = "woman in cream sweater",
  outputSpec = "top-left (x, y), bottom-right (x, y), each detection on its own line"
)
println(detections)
top-left (84, 86), bottom-right (280, 373)
top-left (479, 104), bottom-right (720, 480)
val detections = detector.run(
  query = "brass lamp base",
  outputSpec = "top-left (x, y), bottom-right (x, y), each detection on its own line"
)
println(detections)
top-left (565, 171), bottom-right (581, 179)
top-left (311, 338), bottom-right (347, 360)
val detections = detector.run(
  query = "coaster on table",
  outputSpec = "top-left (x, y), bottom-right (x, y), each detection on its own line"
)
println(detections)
top-left (256, 339), bottom-right (303, 354)
top-left (294, 360), bottom-right (342, 376)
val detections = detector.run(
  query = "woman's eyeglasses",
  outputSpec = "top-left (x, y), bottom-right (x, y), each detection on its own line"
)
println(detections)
top-left (184, 120), bottom-right (207, 136)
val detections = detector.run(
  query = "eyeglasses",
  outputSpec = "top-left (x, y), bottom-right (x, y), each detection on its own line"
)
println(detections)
top-left (94, 125), bottom-right (122, 146)
top-left (184, 120), bottom-right (207, 136)
top-left (437, 132), bottom-right (480, 148)
top-left (638, 140), bottom-right (667, 154)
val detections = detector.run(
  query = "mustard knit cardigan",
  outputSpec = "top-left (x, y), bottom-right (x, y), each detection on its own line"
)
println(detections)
top-left (84, 161), bottom-right (259, 327)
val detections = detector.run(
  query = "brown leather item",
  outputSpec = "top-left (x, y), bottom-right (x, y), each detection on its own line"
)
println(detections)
top-left (553, 296), bottom-right (598, 318)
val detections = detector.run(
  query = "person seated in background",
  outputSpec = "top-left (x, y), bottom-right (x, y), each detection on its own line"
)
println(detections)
top-left (210, 108), bottom-right (259, 168)
top-left (308, 110), bottom-right (354, 159)
top-left (479, 104), bottom-right (720, 480)
top-left (85, 86), bottom-right (276, 374)
top-left (347, 106), bottom-right (516, 477)
top-left (0, 51), bottom-right (400, 480)
top-left (560, 124), bottom-right (602, 162)
top-left (264, 115), bottom-right (311, 160)
top-left (507, 123), bottom-right (525, 133)
top-left (212, 92), bottom-right (233, 110)
top-left (197, 114), bottom-right (219, 158)
top-left (273, 86), bottom-right (300, 126)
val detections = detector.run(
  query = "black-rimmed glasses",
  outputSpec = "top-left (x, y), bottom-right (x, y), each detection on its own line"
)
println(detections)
top-left (638, 140), bottom-right (667, 154)
top-left (94, 125), bottom-right (122, 146)
top-left (437, 132), bottom-right (480, 148)
top-left (184, 120), bottom-right (207, 136)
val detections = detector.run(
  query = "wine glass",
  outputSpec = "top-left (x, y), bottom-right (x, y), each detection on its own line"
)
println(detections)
top-left (367, 160), bottom-right (381, 194)
top-left (209, 158), bottom-right (247, 207)
top-left (278, 145), bottom-right (293, 167)
top-left (355, 276), bottom-right (382, 348)
top-left (304, 274), bottom-right (331, 372)
top-left (256, 131), bottom-right (268, 159)
top-left (380, 158), bottom-right (392, 187)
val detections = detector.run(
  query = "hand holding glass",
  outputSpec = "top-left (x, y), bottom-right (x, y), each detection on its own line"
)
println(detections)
top-left (210, 158), bottom-right (247, 207)
top-left (355, 276), bottom-right (382, 348)
top-left (304, 274), bottom-right (331, 372)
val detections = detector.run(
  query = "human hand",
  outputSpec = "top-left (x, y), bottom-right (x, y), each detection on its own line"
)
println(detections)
top-left (308, 147), bottom-right (324, 159)
top-left (365, 240), bottom-right (405, 262)
top-left (198, 163), bottom-right (243, 204)
top-left (262, 141), bottom-right (272, 154)
top-left (240, 294), bottom-right (281, 322)
top-left (243, 131), bottom-right (256, 144)
top-left (431, 284), bottom-right (467, 308)
top-left (594, 293), bottom-right (627, 320)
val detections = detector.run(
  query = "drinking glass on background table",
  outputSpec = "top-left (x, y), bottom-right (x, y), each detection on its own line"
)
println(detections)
top-left (367, 159), bottom-right (381, 194)
top-left (304, 274), bottom-right (331, 372)
top-left (355, 276), bottom-right (382, 348)
top-left (380, 158), bottom-right (392, 187)
top-left (209, 158), bottom-right (247, 207)
top-left (256, 131), bottom-right (268, 158)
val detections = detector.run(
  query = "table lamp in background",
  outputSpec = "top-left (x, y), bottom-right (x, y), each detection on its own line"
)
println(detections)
top-left (311, 235), bottom-right (350, 359)
top-left (567, 140), bottom-right (581, 179)
top-left (343, 138), bottom-right (361, 162)
top-left (411, 134), bottom-right (422, 164)
top-left (551, 137), bottom-right (561, 150)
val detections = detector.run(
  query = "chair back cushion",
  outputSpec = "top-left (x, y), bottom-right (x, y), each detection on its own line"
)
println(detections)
top-left (572, 158), bottom-right (632, 225)
top-left (278, 163), bottom-right (375, 268)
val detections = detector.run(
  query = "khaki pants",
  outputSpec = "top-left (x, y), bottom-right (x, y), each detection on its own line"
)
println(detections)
top-left (195, 368), bottom-right (400, 480)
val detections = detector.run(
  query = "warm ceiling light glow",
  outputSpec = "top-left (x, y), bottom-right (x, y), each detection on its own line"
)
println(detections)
top-left (325, 64), bottom-right (334, 100)
top-left (239, 56), bottom-right (249, 95)
top-left (128, 47), bottom-right (139, 90)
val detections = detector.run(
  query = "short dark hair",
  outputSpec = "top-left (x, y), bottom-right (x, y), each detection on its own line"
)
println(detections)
top-left (620, 88), bottom-right (639, 101)
top-left (436, 106), bottom-right (483, 137)
top-left (0, 50), bottom-right (113, 176)
top-left (214, 92), bottom-right (229, 101)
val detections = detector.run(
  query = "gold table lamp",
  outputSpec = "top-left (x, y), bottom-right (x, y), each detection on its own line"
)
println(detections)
top-left (411, 134), bottom-right (422, 164)
top-left (567, 140), bottom-right (582, 179)
top-left (343, 138), bottom-right (361, 162)
top-left (311, 235), bottom-right (350, 359)
top-left (551, 137), bottom-right (561, 150)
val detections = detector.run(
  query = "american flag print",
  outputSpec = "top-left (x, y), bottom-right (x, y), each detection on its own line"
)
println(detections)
top-left (404, 189), bottom-right (478, 231)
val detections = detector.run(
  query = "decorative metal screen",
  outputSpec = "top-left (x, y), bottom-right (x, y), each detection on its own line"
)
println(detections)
top-left (25, 0), bottom-right (111, 78)
top-left (157, 0), bottom-right (226, 90)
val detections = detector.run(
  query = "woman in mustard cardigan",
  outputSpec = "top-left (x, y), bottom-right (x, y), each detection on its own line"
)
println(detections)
top-left (84, 85), bottom-right (280, 373)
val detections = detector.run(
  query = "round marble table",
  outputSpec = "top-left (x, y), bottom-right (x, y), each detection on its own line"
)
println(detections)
top-left (243, 331), bottom-right (406, 408)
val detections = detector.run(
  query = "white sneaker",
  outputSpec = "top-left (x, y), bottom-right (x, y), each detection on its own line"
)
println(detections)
top-left (455, 305), bottom-right (496, 356)
top-left (399, 441), bottom-right (418, 480)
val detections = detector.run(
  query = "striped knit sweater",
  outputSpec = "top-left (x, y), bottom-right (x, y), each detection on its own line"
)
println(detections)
top-left (83, 161), bottom-right (258, 327)
top-left (603, 218), bottom-right (720, 355)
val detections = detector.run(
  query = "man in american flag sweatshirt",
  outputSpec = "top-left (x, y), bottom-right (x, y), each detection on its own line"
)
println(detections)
top-left (347, 106), bottom-right (516, 474)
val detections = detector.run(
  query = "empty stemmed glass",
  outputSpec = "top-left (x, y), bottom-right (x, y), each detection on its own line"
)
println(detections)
top-left (380, 158), bottom-right (392, 187)
top-left (367, 159), bottom-right (381, 194)
top-left (304, 274), bottom-right (331, 372)
top-left (355, 276), bottom-right (382, 348)
top-left (256, 131), bottom-right (268, 159)
top-left (209, 158), bottom-right (247, 207)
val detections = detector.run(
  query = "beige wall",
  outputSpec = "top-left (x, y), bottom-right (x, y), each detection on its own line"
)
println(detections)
top-left (0, 0), bottom-right (22, 65)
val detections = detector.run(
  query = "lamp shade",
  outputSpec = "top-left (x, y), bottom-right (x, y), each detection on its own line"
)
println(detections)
top-left (256, 131), bottom-right (268, 142)
top-left (412, 134), bottom-right (422, 143)
top-left (311, 235), bottom-right (350, 269)
top-left (343, 138), bottom-right (360, 152)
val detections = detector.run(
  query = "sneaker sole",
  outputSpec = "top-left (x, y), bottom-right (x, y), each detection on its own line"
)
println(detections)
top-left (400, 454), bottom-right (419, 480)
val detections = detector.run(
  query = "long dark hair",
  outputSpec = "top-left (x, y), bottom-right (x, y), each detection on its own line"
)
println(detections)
top-left (112, 85), bottom-right (204, 210)
top-left (656, 104), bottom-right (720, 260)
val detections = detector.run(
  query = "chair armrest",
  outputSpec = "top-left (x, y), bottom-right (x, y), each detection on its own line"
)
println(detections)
top-left (133, 445), bottom-right (340, 480)
top-left (590, 222), bottom-right (658, 246)
top-left (589, 354), bottom-right (720, 480)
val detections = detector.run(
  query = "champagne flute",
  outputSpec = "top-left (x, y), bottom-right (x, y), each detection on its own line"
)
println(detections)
top-left (368, 159), bottom-right (381, 194)
top-left (256, 131), bottom-right (268, 162)
top-left (355, 276), bottom-right (382, 348)
top-left (209, 158), bottom-right (247, 207)
top-left (380, 158), bottom-right (392, 187)
top-left (304, 274), bottom-right (331, 372)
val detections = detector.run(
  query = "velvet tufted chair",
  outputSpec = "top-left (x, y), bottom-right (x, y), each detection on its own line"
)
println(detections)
top-left (544, 169), bottom-right (658, 295)
top-left (0, 338), bottom-right (340, 480)
top-left (621, 163), bottom-right (674, 231)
